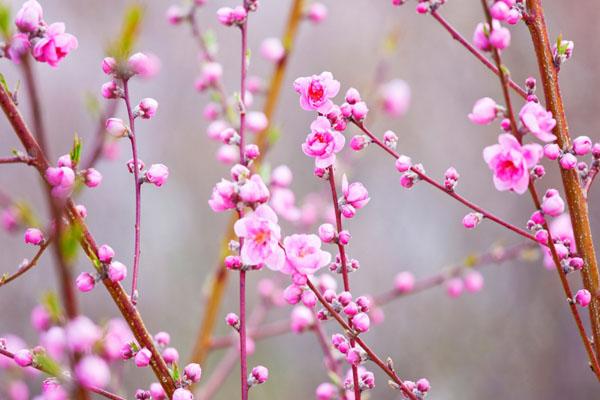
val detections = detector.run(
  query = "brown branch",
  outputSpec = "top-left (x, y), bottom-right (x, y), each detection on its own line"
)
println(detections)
top-left (0, 239), bottom-right (51, 287)
top-left (525, 0), bottom-right (600, 363)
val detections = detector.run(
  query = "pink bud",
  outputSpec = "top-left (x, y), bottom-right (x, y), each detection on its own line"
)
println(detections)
top-left (463, 270), bottom-right (484, 293)
top-left (307, 2), bottom-right (327, 23)
top-left (15, 0), bottom-right (43, 33)
top-left (570, 257), bottom-right (584, 271)
top-left (416, 378), bottom-right (431, 393)
top-left (352, 312), bottom-right (370, 333)
top-left (84, 168), bottom-right (102, 188)
top-left (98, 244), bottom-right (115, 263)
top-left (283, 284), bottom-right (303, 305)
top-left (575, 289), bottom-right (592, 307)
top-left (102, 57), bottom-right (117, 75)
top-left (535, 229), bottom-right (549, 245)
top-left (105, 118), bottom-right (128, 138)
top-left (490, 1), bottom-right (509, 20)
top-left (246, 112), bottom-right (268, 133)
top-left (290, 306), bottom-right (314, 333)
top-left (75, 204), bottom-right (87, 219)
top-left (13, 349), bottom-right (33, 367)
top-left (559, 153), bottom-right (577, 170)
top-left (462, 212), bottom-right (483, 229)
top-left (489, 25), bottom-right (511, 50)
top-left (301, 290), bottom-right (317, 308)
top-left (350, 135), bottom-right (369, 151)
top-left (137, 98), bottom-right (158, 119)
top-left (225, 312), bottom-right (240, 328)
top-left (225, 255), bottom-right (242, 270)
top-left (30, 305), bottom-right (51, 332)
top-left (128, 52), bottom-right (160, 78)
top-left (172, 389), bottom-right (193, 400)
top-left (468, 97), bottom-right (497, 125)
top-left (383, 130), bottom-right (399, 148)
top-left (166, 5), bottom-right (185, 25)
top-left (344, 302), bottom-right (359, 317)
top-left (541, 189), bottom-right (565, 217)
top-left (76, 356), bottom-right (110, 389)
top-left (573, 136), bottom-right (592, 156)
top-left (101, 81), bottom-right (119, 99)
top-left (250, 365), bottom-right (269, 384)
top-left (271, 165), bottom-right (292, 187)
top-left (446, 278), bottom-right (464, 298)
top-left (395, 155), bottom-right (412, 172)
top-left (505, 8), bottom-right (521, 25)
top-left (394, 271), bottom-right (415, 293)
top-left (338, 230), bottom-right (351, 245)
top-left (57, 154), bottom-right (72, 168)
top-left (346, 347), bottom-right (362, 365)
top-left (592, 143), bottom-right (600, 158)
top-left (145, 164), bottom-right (169, 187)
top-left (162, 347), bottom-right (179, 364)
top-left (351, 101), bottom-right (369, 120)
top-left (154, 331), bottom-right (170, 347)
top-left (107, 261), bottom-right (127, 283)
top-left (76, 272), bottom-right (95, 292)
top-left (24, 228), bottom-right (44, 245)
top-left (184, 363), bottom-right (202, 383)
top-left (543, 143), bottom-right (561, 160)
top-left (149, 383), bottom-right (166, 400)
top-left (345, 88), bottom-right (361, 105)
top-left (318, 223), bottom-right (336, 243)
top-left (134, 347), bottom-right (152, 367)
top-left (316, 382), bottom-right (336, 400)
top-left (244, 144), bottom-right (260, 160)
top-left (260, 37), bottom-right (285, 62)
top-left (416, 2), bottom-right (429, 14)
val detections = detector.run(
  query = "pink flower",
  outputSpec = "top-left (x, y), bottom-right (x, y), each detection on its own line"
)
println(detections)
top-left (379, 79), bottom-right (410, 118)
top-left (234, 205), bottom-right (285, 270)
top-left (250, 366), bottom-right (269, 385)
top-left (105, 118), bottom-right (128, 138)
top-left (446, 277), bottom-right (464, 298)
top-left (543, 214), bottom-right (576, 268)
top-left (98, 244), bottom-right (115, 263)
top-left (145, 164), bottom-right (169, 187)
top-left (462, 212), bottom-right (483, 229)
top-left (33, 23), bottom-right (78, 67)
top-left (260, 37), bottom-right (285, 62)
top-left (84, 168), bottom-right (102, 188)
top-left (302, 116), bottom-right (345, 168)
top-left (76, 356), bottom-right (110, 389)
top-left (290, 305), bottom-right (314, 333)
top-left (208, 179), bottom-right (237, 212)
top-left (76, 272), bottom-right (95, 292)
top-left (246, 111), bottom-right (268, 133)
top-left (135, 347), bottom-right (152, 367)
top-left (128, 52), bottom-right (161, 78)
top-left (40, 327), bottom-right (67, 361)
top-left (270, 188), bottom-right (301, 222)
top-left (107, 261), bottom-right (127, 282)
top-left (489, 22), bottom-right (511, 50)
top-left (473, 22), bottom-right (491, 51)
top-left (293, 71), bottom-right (340, 113)
top-left (394, 271), bottom-right (415, 293)
top-left (271, 165), bottom-right (293, 187)
top-left (30, 305), bottom-right (51, 332)
top-left (341, 174), bottom-right (370, 217)
top-left (15, 0), bottom-right (43, 33)
top-left (463, 270), bottom-right (484, 293)
top-left (24, 228), bottom-right (44, 245)
top-left (468, 97), bottom-right (498, 125)
top-left (483, 134), bottom-right (542, 194)
top-left (307, 3), bottom-right (328, 23)
top-left (172, 389), bottom-right (193, 400)
top-left (239, 174), bottom-right (270, 204)
top-left (575, 289), bottom-right (592, 307)
top-left (541, 189), bottom-right (565, 217)
top-left (7, 33), bottom-right (31, 63)
top-left (282, 234), bottom-right (331, 275)
top-left (13, 349), bottom-right (33, 367)
top-left (184, 363), bottom-right (202, 383)
top-left (316, 383), bottom-right (337, 400)
top-left (66, 316), bottom-right (101, 353)
top-left (352, 312), bottom-right (370, 333)
top-left (137, 98), bottom-right (158, 119)
top-left (519, 101), bottom-right (557, 142)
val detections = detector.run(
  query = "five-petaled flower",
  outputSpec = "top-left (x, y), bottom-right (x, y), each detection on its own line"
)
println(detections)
top-left (293, 71), bottom-right (340, 113)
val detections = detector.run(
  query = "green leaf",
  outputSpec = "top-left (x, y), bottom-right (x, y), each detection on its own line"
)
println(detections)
top-left (0, 72), bottom-right (10, 94)
top-left (14, 200), bottom-right (39, 227)
top-left (42, 291), bottom-right (63, 323)
top-left (107, 4), bottom-right (145, 61)
top-left (0, 2), bottom-right (11, 40)
top-left (266, 125), bottom-right (281, 147)
top-left (59, 223), bottom-right (82, 263)
top-left (171, 362), bottom-right (180, 381)
top-left (33, 351), bottom-right (63, 378)
top-left (69, 134), bottom-right (82, 167)
top-left (203, 29), bottom-right (218, 56)
top-left (258, 162), bottom-right (271, 183)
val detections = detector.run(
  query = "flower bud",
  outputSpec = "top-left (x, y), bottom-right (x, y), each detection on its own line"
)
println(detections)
top-left (134, 347), bottom-right (152, 367)
top-left (145, 164), bottom-right (169, 187)
top-left (352, 312), bottom-right (370, 333)
top-left (76, 272), bottom-right (95, 292)
top-left (559, 153), bottom-right (577, 170)
top-left (575, 289), bottom-right (592, 307)
top-left (105, 118), bottom-right (128, 138)
top-left (184, 363), bottom-right (202, 383)
top-left (573, 136), bottom-right (592, 156)
top-left (24, 228), bottom-right (44, 245)
top-left (395, 155), bottom-right (412, 172)
top-left (107, 261), bottom-right (127, 283)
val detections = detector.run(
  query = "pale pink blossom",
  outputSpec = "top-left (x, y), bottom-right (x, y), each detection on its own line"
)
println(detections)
top-left (394, 271), bottom-right (415, 293)
top-left (246, 111), bottom-right (268, 133)
top-left (293, 71), bottom-right (340, 113)
top-left (341, 174), bottom-right (370, 217)
top-left (24, 228), bottom-right (43, 245)
top-left (66, 316), bottom-right (101, 353)
top-left (543, 214), bottom-right (576, 268)
top-left (302, 116), bottom-right (345, 168)
top-left (307, 3), bottom-right (327, 23)
top-left (260, 37), bottom-right (285, 62)
top-left (33, 23), bottom-right (78, 67)
top-left (234, 205), bottom-right (285, 270)
top-left (128, 52), bottom-right (161, 78)
top-left (76, 356), bottom-right (110, 389)
top-left (379, 79), bottom-right (410, 118)
top-left (468, 97), bottom-right (498, 125)
top-left (464, 270), bottom-right (484, 293)
top-left (483, 134), bottom-right (542, 194)
top-left (208, 179), bottom-right (237, 212)
top-left (541, 189), bottom-right (565, 217)
top-left (270, 188), bottom-right (301, 221)
top-left (15, 1), bottom-right (43, 33)
top-left (519, 101), bottom-right (557, 142)
top-left (239, 174), bottom-right (270, 204)
top-left (7, 33), bottom-right (31, 63)
top-left (282, 234), bottom-right (331, 275)
top-left (145, 164), bottom-right (169, 187)
top-left (290, 306), bottom-right (314, 333)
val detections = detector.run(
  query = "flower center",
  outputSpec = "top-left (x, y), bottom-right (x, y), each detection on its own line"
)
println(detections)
top-left (308, 81), bottom-right (324, 103)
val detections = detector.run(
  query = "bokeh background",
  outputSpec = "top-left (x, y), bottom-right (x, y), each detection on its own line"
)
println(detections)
top-left (1, 0), bottom-right (600, 398)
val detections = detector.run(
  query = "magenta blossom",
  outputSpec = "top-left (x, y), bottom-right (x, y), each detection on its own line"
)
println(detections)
top-left (282, 234), bottom-right (332, 276)
top-left (340, 174), bottom-right (370, 218)
top-left (302, 116), bottom-right (345, 168)
top-left (32, 23), bottom-right (78, 67)
top-left (234, 205), bottom-right (285, 271)
top-left (483, 134), bottom-right (542, 194)
top-left (293, 71), bottom-right (340, 113)
top-left (519, 101), bottom-right (557, 142)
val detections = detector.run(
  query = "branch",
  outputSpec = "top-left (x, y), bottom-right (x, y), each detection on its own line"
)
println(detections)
top-left (0, 239), bottom-right (51, 287)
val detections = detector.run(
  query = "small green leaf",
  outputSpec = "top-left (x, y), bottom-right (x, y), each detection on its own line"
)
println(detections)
top-left (42, 291), bottom-right (63, 323)
top-left (0, 2), bottom-right (11, 40)
top-left (0, 73), bottom-right (10, 94)
top-left (14, 200), bottom-right (39, 227)
top-left (258, 162), bottom-right (271, 183)
top-left (203, 29), bottom-right (218, 56)
top-left (171, 362), bottom-right (180, 381)
top-left (69, 134), bottom-right (82, 167)
top-left (107, 4), bottom-right (145, 61)
top-left (59, 223), bottom-right (82, 263)
top-left (266, 125), bottom-right (281, 147)
top-left (33, 351), bottom-right (63, 378)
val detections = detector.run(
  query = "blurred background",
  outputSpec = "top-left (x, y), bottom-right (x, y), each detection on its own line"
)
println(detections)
top-left (1, 0), bottom-right (600, 398)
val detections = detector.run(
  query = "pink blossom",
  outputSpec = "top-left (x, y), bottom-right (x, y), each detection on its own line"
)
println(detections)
top-left (137, 98), bottom-right (158, 119)
top-left (216, 144), bottom-right (238, 164)
top-left (544, 143), bottom-right (561, 160)
top-left (135, 347), bottom-right (152, 367)
top-left (246, 111), bottom-right (268, 133)
top-left (341, 174), bottom-right (370, 217)
top-left (559, 153), bottom-right (577, 170)
top-left (464, 270), bottom-right (484, 293)
top-left (13, 349), bottom-right (33, 367)
top-left (7, 33), bottom-right (31, 63)
top-left (184, 363), bottom-right (202, 383)
top-left (519, 101), bottom-right (557, 142)
top-left (15, 0), bottom-right (43, 33)
top-left (290, 305), bottom-right (314, 333)
top-left (468, 97), bottom-right (498, 125)
top-left (543, 214), bottom-right (576, 268)
top-left (302, 116), bottom-right (345, 168)
top-left (293, 71), bottom-right (340, 113)
top-left (234, 205), bottom-right (285, 270)
top-left (541, 189), bottom-right (565, 217)
top-left (282, 234), bottom-right (331, 275)
top-left (166, 5), bottom-right (185, 25)
top-left (145, 164), bottom-right (169, 187)
top-left (379, 79), bottom-right (410, 118)
top-left (209, 179), bottom-right (237, 212)
top-left (84, 168), bottom-right (102, 188)
top-left (575, 289), bottom-right (592, 307)
top-left (260, 37), bottom-right (285, 62)
top-left (473, 22), bottom-right (491, 51)
top-left (573, 136), bottom-right (592, 156)
top-left (489, 22), bottom-right (511, 50)
top-left (102, 319), bottom-right (133, 361)
top-left (162, 347), bottom-right (179, 364)
top-left (462, 212), bottom-right (483, 229)
top-left (33, 23), bottom-right (78, 67)
top-left (128, 52), bottom-right (161, 78)
top-left (352, 312), bottom-right (370, 332)
top-left (270, 188), bottom-right (301, 221)
top-left (271, 165), bottom-right (293, 187)
top-left (76, 272), bottom-right (95, 292)
top-left (250, 366), bottom-right (269, 384)
top-left (30, 305), bottom-right (51, 332)
top-left (98, 244), bottom-right (115, 263)
top-left (66, 316), bottom-right (101, 353)
top-left (446, 277), bottom-right (464, 298)
top-left (318, 223), bottom-right (336, 243)
top-left (394, 271), bottom-right (415, 293)
top-left (217, 6), bottom-right (246, 26)
top-left (239, 174), bottom-right (270, 204)
top-left (107, 261), bottom-right (127, 282)
top-left (316, 382), bottom-right (337, 400)
top-left (307, 3), bottom-right (328, 23)
top-left (483, 134), bottom-right (542, 194)
top-left (75, 356), bottom-right (110, 389)
top-left (105, 118), bottom-right (128, 138)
